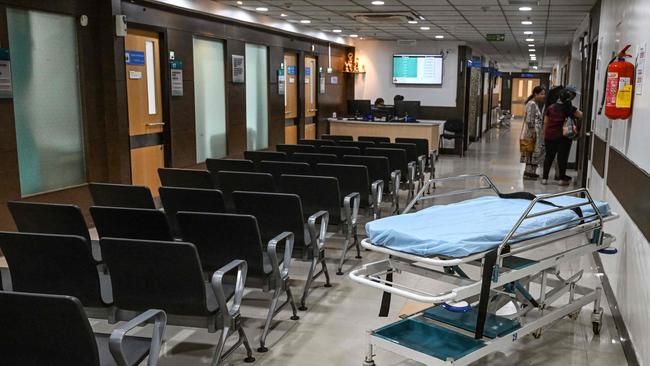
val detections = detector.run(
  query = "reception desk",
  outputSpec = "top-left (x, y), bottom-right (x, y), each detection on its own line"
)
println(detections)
top-left (328, 118), bottom-right (444, 152)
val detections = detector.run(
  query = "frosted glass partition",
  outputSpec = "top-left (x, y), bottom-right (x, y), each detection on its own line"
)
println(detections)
top-left (7, 8), bottom-right (86, 196)
top-left (245, 44), bottom-right (268, 150)
top-left (193, 37), bottom-right (227, 162)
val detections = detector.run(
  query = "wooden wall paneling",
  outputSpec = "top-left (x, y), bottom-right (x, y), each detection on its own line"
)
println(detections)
top-left (225, 39), bottom-right (247, 155)
top-left (268, 46), bottom-right (285, 147)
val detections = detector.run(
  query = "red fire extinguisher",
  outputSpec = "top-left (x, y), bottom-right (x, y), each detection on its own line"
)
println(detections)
top-left (599, 45), bottom-right (634, 119)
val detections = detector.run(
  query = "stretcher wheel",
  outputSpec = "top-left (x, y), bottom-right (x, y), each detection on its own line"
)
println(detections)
top-left (592, 321), bottom-right (602, 335)
top-left (532, 329), bottom-right (542, 339)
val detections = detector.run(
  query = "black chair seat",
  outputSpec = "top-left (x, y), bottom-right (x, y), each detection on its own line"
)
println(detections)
top-left (320, 134), bottom-right (353, 142)
top-left (318, 145), bottom-right (360, 158)
top-left (359, 136), bottom-right (390, 144)
top-left (96, 333), bottom-right (151, 366)
top-left (290, 153), bottom-right (339, 168)
top-left (89, 183), bottom-right (156, 209)
top-left (158, 168), bottom-right (216, 189)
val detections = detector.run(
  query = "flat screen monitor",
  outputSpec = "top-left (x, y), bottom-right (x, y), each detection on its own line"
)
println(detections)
top-left (347, 99), bottom-right (371, 117)
top-left (373, 106), bottom-right (395, 120)
top-left (392, 54), bottom-right (443, 85)
top-left (395, 101), bottom-right (420, 120)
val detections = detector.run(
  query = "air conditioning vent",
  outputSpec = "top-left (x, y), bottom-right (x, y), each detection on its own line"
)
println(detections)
top-left (349, 12), bottom-right (419, 24)
top-left (508, 0), bottom-right (539, 5)
top-left (397, 40), bottom-right (417, 47)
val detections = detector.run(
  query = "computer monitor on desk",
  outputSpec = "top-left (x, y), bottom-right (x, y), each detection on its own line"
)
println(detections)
top-left (395, 101), bottom-right (420, 121)
top-left (373, 106), bottom-right (395, 121)
top-left (347, 99), bottom-right (371, 118)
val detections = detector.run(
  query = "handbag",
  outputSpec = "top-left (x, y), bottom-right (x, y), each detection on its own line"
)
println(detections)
top-left (563, 116), bottom-right (578, 139)
top-left (519, 116), bottom-right (535, 154)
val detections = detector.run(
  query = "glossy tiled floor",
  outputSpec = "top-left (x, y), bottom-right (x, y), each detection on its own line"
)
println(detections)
top-left (92, 121), bottom-right (628, 365)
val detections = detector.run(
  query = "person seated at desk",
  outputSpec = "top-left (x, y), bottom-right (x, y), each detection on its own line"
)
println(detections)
top-left (393, 95), bottom-right (404, 104)
top-left (374, 98), bottom-right (385, 108)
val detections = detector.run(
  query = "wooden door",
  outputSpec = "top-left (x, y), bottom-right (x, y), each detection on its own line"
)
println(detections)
top-left (125, 29), bottom-right (165, 196)
top-left (284, 53), bottom-right (298, 143)
top-left (304, 56), bottom-right (317, 140)
top-left (511, 78), bottom-right (540, 117)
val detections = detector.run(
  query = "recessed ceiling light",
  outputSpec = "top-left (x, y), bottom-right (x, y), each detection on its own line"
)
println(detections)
top-left (255, 7), bottom-right (268, 11)
top-left (528, 48), bottom-right (535, 52)
top-left (420, 26), bottom-right (430, 30)
top-left (236, 1), bottom-right (243, 4)
top-left (281, 13), bottom-right (288, 17)
top-left (371, 0), bottom-right (384, 5)
top-left (332, 29), bottom-right (342, 33)
top-left (435, 35), bottom-right (444, 39)
top-left (519, 6), bottom-right (532, 11)
top-left (524, 31), bottom-right (534, 35)
top-left (419, 16), bottom-right (425, 20)
top-left (521, 21), bottom-right (532, 25)
top-left (408, 20), bottom-right (418, 24)
top-left (528, 44), bottom-right (535, 47)
top-left (350, 34), bottom-right (359, 38)
top-left (526, 38), bottom-right (535, 42)
top-left (300, 19), bottom-right (311, 24)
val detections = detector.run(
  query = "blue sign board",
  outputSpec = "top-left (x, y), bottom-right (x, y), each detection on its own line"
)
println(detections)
top-left (468, 59), bottom-right (482, 68)
top-left (170, 60), bottom-right (183, 70)
top-left (0, 48), bottom-right (9, 61)
top-left (520, 73), bottom-right (535, 78)
top-left (287, 65), bottom-right (297, 75)
top-left (305, 67), bottom-right (311, 76)
top-left (125, 50), bottom-right (145, 66)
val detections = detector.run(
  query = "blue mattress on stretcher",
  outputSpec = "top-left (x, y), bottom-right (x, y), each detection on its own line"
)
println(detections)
top-left (365, 195), bottom-right (611, 258)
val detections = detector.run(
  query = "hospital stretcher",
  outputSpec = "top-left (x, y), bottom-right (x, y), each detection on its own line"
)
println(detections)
top-left (349, 174), bottom-right (618, 366)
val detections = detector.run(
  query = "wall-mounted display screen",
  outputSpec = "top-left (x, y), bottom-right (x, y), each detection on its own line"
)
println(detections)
top-left (392, 54), bottom-right (443, 85)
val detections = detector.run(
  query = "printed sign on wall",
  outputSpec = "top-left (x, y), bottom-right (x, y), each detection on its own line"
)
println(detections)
top-left (287, 65), bottom-right (297, 76)
top-left (170, 60), bottom-right (183, 96)
top-left (232, 55), bottom-right (245, 83)
top-left (0, 48), bottom-right (11, 98)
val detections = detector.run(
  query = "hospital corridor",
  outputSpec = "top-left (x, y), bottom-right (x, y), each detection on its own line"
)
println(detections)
top-left (0, 0), bottom-right (648, 365)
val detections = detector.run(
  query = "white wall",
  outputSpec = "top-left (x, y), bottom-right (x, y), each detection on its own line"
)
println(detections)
top-left (353, 40), bottom-right (461, 107)
top-left (585, 1), bottom-right (650, 363)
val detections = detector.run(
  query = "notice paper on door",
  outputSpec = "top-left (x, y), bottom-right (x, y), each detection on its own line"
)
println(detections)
top-left (0, 60), bottom-right (12, 98)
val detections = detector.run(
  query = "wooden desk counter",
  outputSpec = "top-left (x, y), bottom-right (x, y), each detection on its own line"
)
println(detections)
top-left (328, 118), bottom-right (444, 152)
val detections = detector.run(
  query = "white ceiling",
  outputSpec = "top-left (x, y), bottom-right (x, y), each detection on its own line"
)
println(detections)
top-left (216, 0), bottom-right (597, 70)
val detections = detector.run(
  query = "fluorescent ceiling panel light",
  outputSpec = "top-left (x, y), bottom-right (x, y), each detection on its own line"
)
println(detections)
top-left (519, 6), bottom-right (532, 11)
top-left (524, 31), bottom-right (534, 35)
top-left (300, 19), bottom-right (311, 24)
top-left (371, 1), bottom-right (384, 5)
top-left (435, 35), bottom-right (444, 39)
top-left (332, 29), bottom-right (342, 33)
top-left (420, 26), bottom-right (430, 30)
top-left (350, 34), bottom-right (359, 38)
top-left (255, 7), bottom-right (268, 11)
top-left (521, 21), bottom-right (532, 25)
top-left (408, 20), bottom-right (418, 24)
top-left (526, 38), bottom-right (535, 42)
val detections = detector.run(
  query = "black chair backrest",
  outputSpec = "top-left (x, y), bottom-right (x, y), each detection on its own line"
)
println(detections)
top-left (359, 136), bottom-right (391, 144)
top-left (395, 138), bottom-right (429, 158)
top-left (276, 144), bottom-right (317, 155)
top-left (158, 168), bottom-right (216, 189)
top-left (365, 147), bottom-right (408, 177)
top-left (338, 140), bottom-right (376, 153)
top-left (342, 155), bottom-right (391, 187)
top-left (0, 292), bottom-right (100, 366)
top-left (206, 158), bottom-right (255, 174)
top-left (444, 118), bottom-right (464, 134)
top-left (177, 212), bottom-right (265, 275)
top-left (315, 163), bottom-right (370, 207)
top-left (318, 145), bottom-right (361, 158)
top-left (217, 171), bottom-right (275, 210)
top-left (244, 151), bottom-right (287, 169)
top-left (101, 238), bottom-right (209, 316)
top-left (298, 139), bottom-right (336, 148)
top-left (321, 134), bottom-right (353, 142)
top-left (259, 160), bottom-right (312, 183)
top-left (90, 206), bottom-right (173, 241)
top-left (233, 191), bottom-right (307, 248)
top-left (8, 201), bottom-right (92, 245)
top-left (279, 174), bottom-right (342, 224)
top-left (159, 187), bottom-right (226, 237)
top-left (89, 183), bottom-right (156, 209)
top-left (289, 152), bottom-right (339, 168)
top-left (0, 232), bottom-right (105, 307)
top-left (379, 142), bottom-right (418, 163)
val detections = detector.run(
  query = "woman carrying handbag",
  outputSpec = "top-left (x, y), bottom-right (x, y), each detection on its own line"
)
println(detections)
top-left (520, 86), bottom-right (547, 180)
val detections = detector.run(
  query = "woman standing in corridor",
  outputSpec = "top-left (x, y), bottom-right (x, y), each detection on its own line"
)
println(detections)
top-left (521, 86), bottom-right (546, 180)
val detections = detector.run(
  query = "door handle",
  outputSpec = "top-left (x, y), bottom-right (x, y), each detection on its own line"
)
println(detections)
top-left (146, 122), bottom-right (166, 127)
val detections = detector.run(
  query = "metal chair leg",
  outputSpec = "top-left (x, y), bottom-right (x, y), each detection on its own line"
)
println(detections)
top-left (238, 326), bottom-right (255, 363)
top-left (258, 287), bottom-right (282, 352)
top-left (211, 327), bottom-right (230, 366)
top-left (300, 257), bottom-right (317, 311)
top-left (286, 286), bottom-right (300, 320)
top-left (354, 226), bottom-right (361, 259)
top-left (337, 223), bottom-right (353, 275)
top-left (321, 255), bottom-right (332, 288)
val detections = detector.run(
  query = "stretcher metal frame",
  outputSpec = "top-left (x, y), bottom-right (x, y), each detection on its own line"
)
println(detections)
top-left (350, 174), bottom-right (619, 366)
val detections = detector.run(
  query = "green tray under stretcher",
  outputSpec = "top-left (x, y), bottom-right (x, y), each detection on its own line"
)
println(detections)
top-left (373, 318), bottom-right (486, 361)
top-left (423, 306), bottom-right (521, 339)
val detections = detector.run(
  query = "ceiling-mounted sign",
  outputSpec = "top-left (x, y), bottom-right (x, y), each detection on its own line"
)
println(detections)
top-left (170, 60), bottom-right (183, 96)
top-left (125, 50), bottom-right (145, 65)
top-left (486, 34), bottom-right (505, 42)
top-left (0, 48), bottom-right (12, 98)
top-left (232, 54), bottom-right (245, 83)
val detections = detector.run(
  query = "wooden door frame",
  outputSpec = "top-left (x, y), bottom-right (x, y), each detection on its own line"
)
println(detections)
top-left (124, 22), bottom-right (171, 171)
top-left (303, 52), bottom-right (318, 140)
top-left (283, 49), bottom-right (300, 142)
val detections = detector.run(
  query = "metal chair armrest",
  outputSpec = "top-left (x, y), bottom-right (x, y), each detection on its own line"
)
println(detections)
top-left (211, 259), bottom-right (248, 320)
top-left (343, 192), bottom-right (361, 226)
top-left (109, 309), bottom-right (167, 366)
top-left (370, 180), bottom-right (384, 216)
top-left (267, 231), bottom-right (294, 282)
top-left (307, 210), bottom-right (329, 256)
top-left (407, 161), bottom-right (416, 183)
